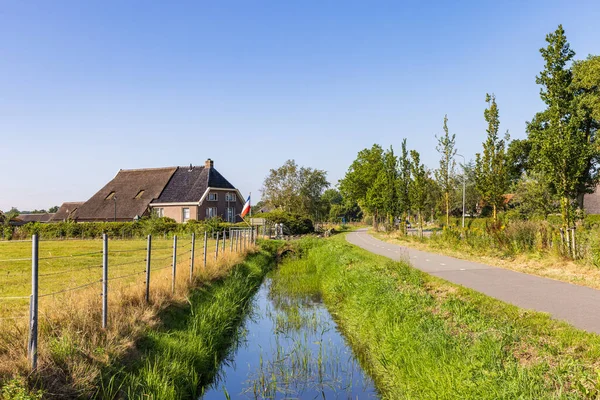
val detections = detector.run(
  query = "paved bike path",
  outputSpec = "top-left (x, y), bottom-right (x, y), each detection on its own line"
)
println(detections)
top-left (347, 229), bottom-right (600, 334)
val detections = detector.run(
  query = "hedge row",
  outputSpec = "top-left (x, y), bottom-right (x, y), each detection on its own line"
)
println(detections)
top-left (5, 218), bottom-right (247, 240)
top-left (2, 211), bottom-right (317, 240)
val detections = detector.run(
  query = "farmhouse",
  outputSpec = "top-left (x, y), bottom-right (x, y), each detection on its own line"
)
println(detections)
top-left (75, 159), bottom-right (244, 223)
top-left (50, 202), bottom-right (84, 222)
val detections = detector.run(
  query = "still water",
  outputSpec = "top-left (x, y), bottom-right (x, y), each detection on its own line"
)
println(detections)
top-left (201, 278), bottom-right (378, 399)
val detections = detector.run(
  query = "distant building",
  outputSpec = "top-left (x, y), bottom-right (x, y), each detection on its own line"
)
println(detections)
top-left (15, 213), bottom-right (55, 224)
top-left (584, 188), bottom-right (600, 214)
top-left (50, 202), bottom-right (84, 222)
top-left (75, 159), bottom-right (244, 223)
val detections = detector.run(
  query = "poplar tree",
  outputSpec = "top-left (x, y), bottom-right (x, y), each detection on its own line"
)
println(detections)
top-left (434, 115), bottom-right (457, 227)
top-left (409, 150), bottom-right (428, 237)
top-left (527, 25), bottom-right (598, 228)
top-left (475, 94), bottom-right (510, 222)
top-left (397, 139), bottom-right (412, 232)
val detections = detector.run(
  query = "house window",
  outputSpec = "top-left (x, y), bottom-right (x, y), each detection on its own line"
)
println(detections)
top-left (155, 208), bottom-right (164, 218)
top-left (208, 193), bottom-right (218, 201)
top-left (105, 191), bottom-right (115, 200)
top-left (226, 207), bottom-right (235, 222)
top-left (225, 193), bottom-right (236, 202)
top-left (206, 207), bottom-right (217, 218)
top-left (182, 208), bottom-right (190, 222)
top-left (134, 190), bottom-right (145, 199)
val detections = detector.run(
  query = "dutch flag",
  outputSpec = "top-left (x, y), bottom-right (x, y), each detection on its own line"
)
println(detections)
top-left (241, 194), bottom-right (251, 218)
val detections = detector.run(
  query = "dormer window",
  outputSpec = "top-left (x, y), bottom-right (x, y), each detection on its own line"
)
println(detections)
top-left (105, 191), bottom-right (115, 200)
top-left (208, 193), bottom-right (218, 201)
top-left (134, 190), bottom-right (145, 199)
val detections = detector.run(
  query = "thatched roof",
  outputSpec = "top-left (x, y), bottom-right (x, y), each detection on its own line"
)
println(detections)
top-left (76, 167), bottom-right (177, 221)
top-left (50, 202), bottom-right (84, 222)
top-left (154, 165), bottom-right (235, 203)
top-left (16, 213), bottom-right (55, 223)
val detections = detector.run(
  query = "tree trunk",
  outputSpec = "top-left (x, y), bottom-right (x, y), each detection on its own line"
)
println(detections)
top-left (419, 211), bottom-right (423, 238)
top-left (445, 192), bottom-right (450, 228)
top-left (492, 204), bottom-right (497, 222)
top-left (373, 209), bottom-right (378, 230)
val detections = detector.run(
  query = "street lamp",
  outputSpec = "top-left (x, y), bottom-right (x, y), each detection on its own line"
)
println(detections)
top-left (456, 154), bottom-right (466, 228)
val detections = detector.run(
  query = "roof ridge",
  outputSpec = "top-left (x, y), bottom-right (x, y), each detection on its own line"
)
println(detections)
top-left (119, 166), bottom-right (178, 172)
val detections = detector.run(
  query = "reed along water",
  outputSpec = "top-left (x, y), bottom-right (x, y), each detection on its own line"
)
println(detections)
top-left (201, 273), bottom-right (378, 399)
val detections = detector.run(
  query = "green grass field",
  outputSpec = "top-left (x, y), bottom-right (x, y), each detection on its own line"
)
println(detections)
top-left (0, 236), bottom-right (230, 318)
top-left (275, 235), bottom-right (600, 399)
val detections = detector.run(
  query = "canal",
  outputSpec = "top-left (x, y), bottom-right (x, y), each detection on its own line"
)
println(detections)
top-left (201, 269), bottom-right (378, 399)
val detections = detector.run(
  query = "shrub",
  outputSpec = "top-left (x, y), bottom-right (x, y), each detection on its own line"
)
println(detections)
top-left (254, 210), bottom-right (314, 235)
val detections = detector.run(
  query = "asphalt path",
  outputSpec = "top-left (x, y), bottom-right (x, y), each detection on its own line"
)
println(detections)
top-left (347, 228), bottom-right (600, 334)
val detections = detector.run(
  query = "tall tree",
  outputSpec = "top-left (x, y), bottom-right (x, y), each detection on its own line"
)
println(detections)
top-left (260, 160), bottom-right (329, 217)
top-left (475, 93), bottom-right (510, 222)
top-left (506, 139), bottom-right (532, 186)
top-left (339, 144), bottom-right (384, 227)
top-left (396, 139), bottom-right (412, 232)
top-left (409, 150), bottom-right (428, 237)
top-left (434, 115), bottom-right (457, 227)
top-left (527, 25), bottom-right (598, 228)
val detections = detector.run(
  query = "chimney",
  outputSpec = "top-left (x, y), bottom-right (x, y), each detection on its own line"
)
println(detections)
top-left (205, 158), bottom-right (214, 169)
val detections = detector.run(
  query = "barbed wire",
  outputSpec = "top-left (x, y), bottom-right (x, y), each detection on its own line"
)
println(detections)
top-left (39, 279), bottom-right (102, 298)
top-left (39, 251), bottom-right (103, 260)
top-left (150, 265), bottom-right (172, 272)
top-left (109, 248), bottom-right (147, 254)
top-left (110, 259), bottom-right (145, 269)
top-left (0, 295), bottom-right (30, 301)
top-left (39, 264), bottom-right (103, 277)
top-left (107, 270), bottom-right (146, 282)
top-left (0, 257), bottom-right (32, 263)
top-left (150, 255), bottom-right (172, 263)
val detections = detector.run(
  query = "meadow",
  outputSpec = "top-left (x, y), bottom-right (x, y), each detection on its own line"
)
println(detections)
top-left (0, 232), bottom-right (254, 398)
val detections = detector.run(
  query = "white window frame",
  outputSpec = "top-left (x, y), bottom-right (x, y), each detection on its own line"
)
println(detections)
top-left (208, 193), bottom-right (218, 201)
top-left (182, 207), bottom-right (190, 222)
top-left (225, 192), bottom-right (236, 202)
top-left (206, 207), bottom-right (217, 218)
top-left (226, 207), bottom-right (235, 222)
top-left (155, 207), bottom-right (164, 218)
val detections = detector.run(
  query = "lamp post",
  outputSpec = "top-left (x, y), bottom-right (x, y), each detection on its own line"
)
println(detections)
top-left (113, 196), bottom-right (117, 222)
top-left (456, 154), bottom-right (466, 228)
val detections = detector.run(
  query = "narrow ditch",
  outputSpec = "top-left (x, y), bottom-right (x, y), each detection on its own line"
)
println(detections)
top-left (201, 269), bottom-right (378, 399)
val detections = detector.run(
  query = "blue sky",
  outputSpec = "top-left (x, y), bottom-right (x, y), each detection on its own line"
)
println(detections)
top-left (1, 1), bottom-right (599, 211)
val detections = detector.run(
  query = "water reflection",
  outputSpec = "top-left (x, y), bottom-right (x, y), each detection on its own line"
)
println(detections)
top-left (201, 278), bottom-right (377, 399)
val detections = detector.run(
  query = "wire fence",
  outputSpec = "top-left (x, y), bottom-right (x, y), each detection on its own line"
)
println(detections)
top-left (0, 227), bottom-right (258, 371)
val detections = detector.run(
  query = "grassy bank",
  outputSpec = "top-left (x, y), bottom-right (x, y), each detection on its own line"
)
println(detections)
top-left (275, 235), bottom-right (600, 399)
top-left (0, 237), bottom-right (257, 399)
top-left (374, 228), bottom-right (600, 290)
top-left (96, 243), bottom-right (278, 399)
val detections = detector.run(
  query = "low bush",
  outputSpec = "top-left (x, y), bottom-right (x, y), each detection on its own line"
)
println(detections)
top-left (253, 210), bottom-right (314, 234)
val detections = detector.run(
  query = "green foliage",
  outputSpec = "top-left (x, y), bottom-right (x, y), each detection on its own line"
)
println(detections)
top-left (527, 25), bottom-right (600, 227)
top-left (255, 210), bottom-right (314, 234)
top-left (409, 150), bottom-right (428, 233)
top-left (506, 139), bottom-right (532, 185)
top-left (573, 55), bottom-right (600, 121)
top-left (397, 139), bottom-right (412, 224)
top-left (434, 115), bottom-right (457, 225)
top-left (510, 172), bottom-right (559, 219)
top-left (339, 144), bottom-right (384, 225)
top-left (475, 93), bottom-right (510, 222)
top-left (1, 380), bottom-right (44, 400)
top-left (260, 159), bottom-right (329, 217)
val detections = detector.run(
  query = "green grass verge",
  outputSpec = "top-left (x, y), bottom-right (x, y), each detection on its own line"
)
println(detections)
top-left (95, 244), bottom-right (279, 400)
top-left (273, 235), bottom-right (600, 399)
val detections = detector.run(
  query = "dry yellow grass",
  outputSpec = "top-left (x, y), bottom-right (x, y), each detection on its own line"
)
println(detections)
top-left (374, 230), bottom-right (600, 290)
top-left (0, 236), bottom-right (255, 397)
